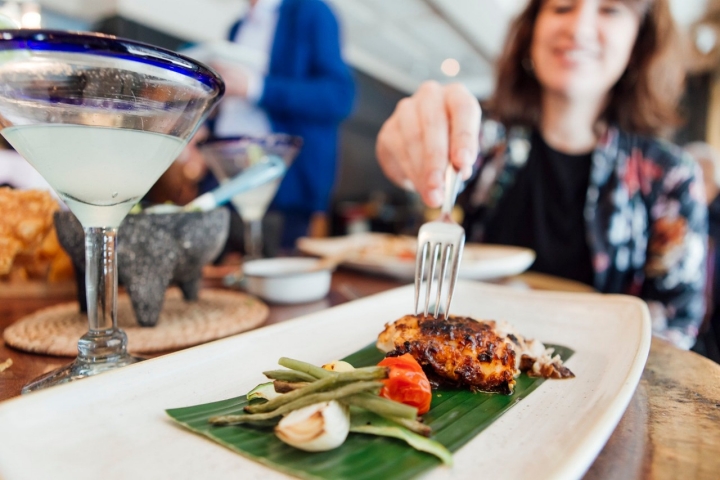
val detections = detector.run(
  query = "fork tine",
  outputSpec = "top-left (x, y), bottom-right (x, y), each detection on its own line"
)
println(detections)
top-left (443, 235), bottom-right (465, 317)
top-left (423, 242), bottom-right (439, 317)
top-left (414, 241), bottom-right (427, 315)
top-left (414, 166), bottom-right (465, 319)
top-left (433, 244), bottom-right (451, 318)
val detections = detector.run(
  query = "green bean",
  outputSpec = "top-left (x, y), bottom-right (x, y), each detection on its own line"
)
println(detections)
top-left (343, 392), bottom-right (418, 420)
top-left (277, 357), bottom-right (386, 380)
top-left (277, 357), bottom-right (334, 379)
top-left (349, 412), bottom-right (451, 465)
top-left (246, 368), bottom-right (388, 414)
top-left (262, 369), bottom-right (316, 383)
top-left (272, 380), bottom-right (309, 393)
top-left (347, 404), bottom-right (429, 435)
top-left (382, 416), bottom-right (432, 437)
top-left (209, 381), bottom-right (382, 426)
top-left (350, 366), bottom-right (392, 375)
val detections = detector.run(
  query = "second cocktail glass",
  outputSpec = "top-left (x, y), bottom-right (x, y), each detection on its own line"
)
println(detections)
top-left (0, 30), bottom-right (224, 392)
top-left (199, 135), bottom-right (302, 258)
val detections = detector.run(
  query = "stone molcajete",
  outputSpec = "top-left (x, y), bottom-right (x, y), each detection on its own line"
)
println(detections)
top-left (55, 209), bottom-right (230, 327)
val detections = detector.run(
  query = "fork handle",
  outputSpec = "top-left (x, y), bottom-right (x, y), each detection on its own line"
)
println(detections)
top-left (441, 165), bottom-right (463, 217)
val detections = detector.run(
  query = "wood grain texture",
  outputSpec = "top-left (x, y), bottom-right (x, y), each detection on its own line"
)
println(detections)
top-left (642, 340), bottom-right (720, 479)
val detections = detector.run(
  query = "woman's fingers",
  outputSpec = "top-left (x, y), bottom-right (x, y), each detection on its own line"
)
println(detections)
top-left (376, 81), bottom-right (481, 206)
top-left (395, 97), bottom-right (426, 191)
top-left (376, 111), bottom-right (414, 189)
top-left (445, 83), bottom-right (481, 179)
top-left (417, 81), bottom-right (449, 206)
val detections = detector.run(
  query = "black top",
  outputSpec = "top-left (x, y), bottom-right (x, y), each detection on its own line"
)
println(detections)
top-left (485, 131), bottom-right (595, 286)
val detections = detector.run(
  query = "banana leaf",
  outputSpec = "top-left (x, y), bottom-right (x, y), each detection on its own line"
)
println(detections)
top-left (166, 343), bottom-right (573, 480)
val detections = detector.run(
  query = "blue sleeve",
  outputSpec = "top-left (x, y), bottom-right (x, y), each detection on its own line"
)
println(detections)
top-left (259, 2), bottom-right (354, 123)
top-left (228, 20), bottom-right (241, 42)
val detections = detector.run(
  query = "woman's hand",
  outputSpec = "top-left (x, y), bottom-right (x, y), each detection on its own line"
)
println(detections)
top-left (376, 81), bottom-right (481, 207)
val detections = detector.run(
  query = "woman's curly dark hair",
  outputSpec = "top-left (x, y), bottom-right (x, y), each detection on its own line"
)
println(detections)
top-left (486, 0), bottom-right (684, 137)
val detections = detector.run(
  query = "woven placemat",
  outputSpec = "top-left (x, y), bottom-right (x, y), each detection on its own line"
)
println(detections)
top-left (4, 288), bottom-right (269, 357)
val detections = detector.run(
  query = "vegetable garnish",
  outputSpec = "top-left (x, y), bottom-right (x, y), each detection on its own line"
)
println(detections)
top-left (206, 356), bottom-right (450, 463)
top-left (378, 354), bottom-right (432, 415)
top-left (350, 409), bottom-right (452, 466)
top-left (246, 382), bottom-right (282, 402)
top-left (276, 401), bottom-right (350, 452)
top-left (244, 368), bottom-right (388, 414)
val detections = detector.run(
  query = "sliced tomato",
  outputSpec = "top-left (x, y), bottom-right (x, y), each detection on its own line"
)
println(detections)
top-left (378, 353), bottom-right (426, 373)
top-left (378, 354), bottom-right (432, 414)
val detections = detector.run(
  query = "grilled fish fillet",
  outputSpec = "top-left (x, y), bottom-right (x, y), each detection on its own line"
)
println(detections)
top-left (377, 315), bottom-right (574, 394)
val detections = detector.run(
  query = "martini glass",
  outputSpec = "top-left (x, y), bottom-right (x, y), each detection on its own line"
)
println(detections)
top-left (199, 135), bottom-right (301, 258)
top-left (0, 30), bottom-right (224, 393)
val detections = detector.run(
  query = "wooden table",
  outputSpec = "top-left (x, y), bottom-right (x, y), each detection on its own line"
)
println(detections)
top-left (1, 269), bottom-right (719, 479)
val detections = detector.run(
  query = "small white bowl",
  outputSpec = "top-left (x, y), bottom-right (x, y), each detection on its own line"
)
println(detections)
top-left (242, 257), bottom-right (332, 304)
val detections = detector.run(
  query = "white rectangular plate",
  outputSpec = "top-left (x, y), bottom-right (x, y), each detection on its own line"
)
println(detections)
top-left (0, 282), bottom-right (650, 480)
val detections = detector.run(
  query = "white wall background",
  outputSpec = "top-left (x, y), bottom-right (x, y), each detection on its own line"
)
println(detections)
top-left (35, 0), bottom-right (711, 98)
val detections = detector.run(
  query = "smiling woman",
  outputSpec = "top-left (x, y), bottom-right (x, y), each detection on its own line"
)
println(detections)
top-left (376, 0), bottom-right (707, 350)
top-left (491, 0), bottom-right (683, 139)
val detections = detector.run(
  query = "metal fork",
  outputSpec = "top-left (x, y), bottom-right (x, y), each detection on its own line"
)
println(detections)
top-left (414, 165), bottom-right (466, 319)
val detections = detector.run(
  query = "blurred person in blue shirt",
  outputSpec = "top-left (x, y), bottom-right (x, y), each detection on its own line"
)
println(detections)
top-left (208, 0), bottom-right (355, 250)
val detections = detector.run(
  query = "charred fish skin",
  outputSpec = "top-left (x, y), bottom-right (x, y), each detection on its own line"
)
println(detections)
top-left (377, 314), bottom-right (575, 394)
top-left (378, 315), bottom-right (519, 394)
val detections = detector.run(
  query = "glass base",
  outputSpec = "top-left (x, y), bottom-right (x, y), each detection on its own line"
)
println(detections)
top-left (21, 328), bottom-right (142, 394)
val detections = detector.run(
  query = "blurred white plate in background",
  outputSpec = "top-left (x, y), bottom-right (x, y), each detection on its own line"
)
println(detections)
top-left (297, 232), bottom-right (536, 280)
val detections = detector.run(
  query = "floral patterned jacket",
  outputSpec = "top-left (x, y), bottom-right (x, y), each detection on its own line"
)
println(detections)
top-left (460, 122), bottom-right (708, 349)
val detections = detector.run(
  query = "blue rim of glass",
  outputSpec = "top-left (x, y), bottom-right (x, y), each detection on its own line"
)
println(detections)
top-left (199, 134), bottom-right (304, 149)
top-left (0, 30), bottom-right (224, 94)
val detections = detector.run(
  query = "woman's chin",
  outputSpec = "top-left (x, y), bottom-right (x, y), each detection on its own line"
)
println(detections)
top-left (540, 79), bottom-right (610, 102)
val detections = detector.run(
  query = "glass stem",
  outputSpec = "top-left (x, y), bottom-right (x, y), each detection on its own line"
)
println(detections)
top-left (85, 227), bottom-right (117, 331)
top-left (21, 226), bottom-right (139, 393)
top-left (244, 219), bottom-right (263, 259)
top-left (78, 227), bottom-right (128, 361)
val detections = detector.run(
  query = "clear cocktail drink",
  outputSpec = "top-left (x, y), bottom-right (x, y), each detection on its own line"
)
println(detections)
top-left (0, 30), bottom-right (224, 392)
top-left (3, 125), bottom-right (184, 227)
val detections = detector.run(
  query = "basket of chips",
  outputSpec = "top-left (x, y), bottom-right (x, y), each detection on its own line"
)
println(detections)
top-left (0, 187), bottom-right (73, 286)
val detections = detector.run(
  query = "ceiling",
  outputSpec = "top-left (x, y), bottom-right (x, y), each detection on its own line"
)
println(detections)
top-left (34, 0), bottom-right (713, 98)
